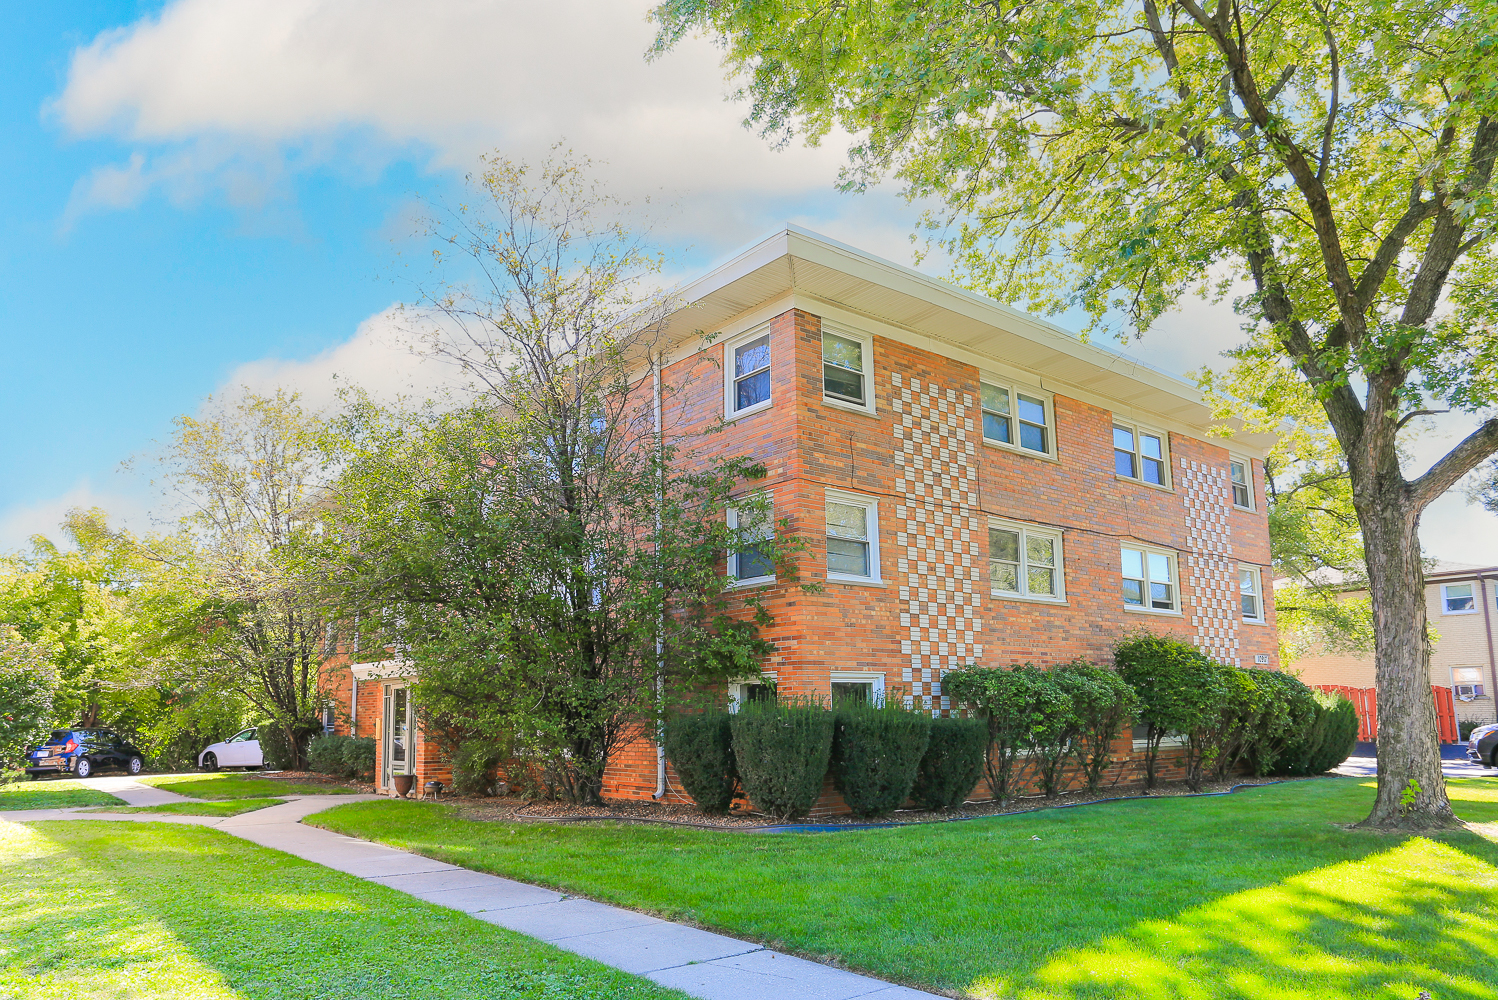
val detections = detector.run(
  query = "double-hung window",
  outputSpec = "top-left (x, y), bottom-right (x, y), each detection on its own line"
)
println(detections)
top-left (1229, 459), bottom-right (1254, 509)
top-left (825, 491), bottom-right (880, 582)
top-left (1121, 545), bottom-right (1179, 612)
top-left (1443, 583), bottom-right (1477, 613)
top-left (980, 381), bottom-right (1051, 455)
top-left (988, 520), bottom-right (1065, 601)
top-left (728, 328), bottom-right (771, 416)
top-left (821, 325), bottom-right (873, 412)
top-left (1114, 423), bottom-right (1169, 487)
top-left (1238, 565), bottom-right (1265, 622)
top-left (727, 499), bottom-right (775, 585)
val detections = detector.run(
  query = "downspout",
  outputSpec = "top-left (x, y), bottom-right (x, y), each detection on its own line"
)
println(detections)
top-left (350, 676), bottom-right (358, 735)
top-left (653, 358), bottom-right (668, 801)
top-left (1479, 574), bottom-right (1498, 721)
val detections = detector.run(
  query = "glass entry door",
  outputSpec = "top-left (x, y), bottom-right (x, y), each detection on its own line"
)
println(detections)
top-left (382, 685), bottom-right (410, 789)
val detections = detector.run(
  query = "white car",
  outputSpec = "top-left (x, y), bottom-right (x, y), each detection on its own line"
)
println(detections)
top-left (198, 728), bottom-right (264, 771)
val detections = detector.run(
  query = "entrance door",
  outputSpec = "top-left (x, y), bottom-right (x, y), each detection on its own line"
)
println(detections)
top-left (382, 685), bottom-right (411, 789)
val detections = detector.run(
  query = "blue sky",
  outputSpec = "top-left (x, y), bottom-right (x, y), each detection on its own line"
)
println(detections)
top-left (2, 1), bottom-right (1495, 564)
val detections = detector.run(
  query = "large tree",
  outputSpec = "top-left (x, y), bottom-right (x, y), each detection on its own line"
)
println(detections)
top-left (654, 0), bottom-right (1498, 827)
top-left (322, 153), bottom-right (805, 804)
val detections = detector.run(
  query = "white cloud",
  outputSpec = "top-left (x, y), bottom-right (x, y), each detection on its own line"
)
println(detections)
top-left (50, 0), bottom-right (851, 244)
top-left (0, 480), bottom-right (152, 554)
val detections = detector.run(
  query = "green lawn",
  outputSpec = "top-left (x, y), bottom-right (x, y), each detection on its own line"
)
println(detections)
top-left (140, 773), bottom-right (357, 799)
top-left (85, 797), bottom-right (286, 817)
top-left (310, 777), bottom-right (1498, 999)
top-left (0, 780), bottom-right (124, 811)
top-left (0, 819), bottom-right (686, 1000)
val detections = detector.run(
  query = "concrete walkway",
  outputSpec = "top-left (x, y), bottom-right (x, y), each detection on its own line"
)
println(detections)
top-left (4, 782), bottom-right (936, 1000)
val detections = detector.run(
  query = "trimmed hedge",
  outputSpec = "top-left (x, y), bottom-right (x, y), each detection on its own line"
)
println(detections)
top-left (910, 715), bottom-right (988, 810)
top-left (663, 709), bottom-right (738, 814)
top-left (831, 702), bottom-right (931, 818)
top-left (1054, 660), bottom-right (1137, 793)
top-left (1278, 691), bottom-right (1358, 775)
top-left (730, 699), bottom-right (834, 820)
top-left (307, 733), bottom-right (377, 779)
top-left (341, 736), bottom-right (376, 779)
top-left (1115, 636), bottom-right (1231, 790)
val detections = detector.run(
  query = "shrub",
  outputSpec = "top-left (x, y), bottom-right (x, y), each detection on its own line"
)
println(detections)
top-left (1242, 672), bottom-right (1317, 776)
top-left (1054, 660), bottom-right (1138, 793)
top-left (943, 665), bottom-right (1061, 801)
top-left (909, 715), bottom-right (988, 810)
top-left (729, 698), bottom-right (834, 820)
top-left (1278, 691), bottom-right (1359, 775)
top-left (830, 702), bottom-right (931, 817)
top-left (308, 734), bottom-right (352, 776)
top-left (1115, 635), bottom-right (1230, 790)
top-left (1459, 717), bottom-right (1485, 741)
top-left (663, 709), bottom-right (738, 814)
top-left (341, 736), bottom-right (376, 780)
top-left (449, 738), bottom-right (506, 796)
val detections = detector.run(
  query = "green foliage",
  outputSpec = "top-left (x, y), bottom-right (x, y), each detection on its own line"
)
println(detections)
top-left (1054, 660), bottom-right (1138, 794)
top-left (908, 715), bottom-right (988, 811)
top-left (729, 698), bottom-right (834, 820)
top-left (943, 664), bottom-right (1067, 800)
top-left (1242, 672), bottom-right (1319, 777)
top-left (663, 708), bottom-right (738, 814)
top-left (308, 733), bottom-right (373, 779)
top-left (1278, 691), bottom-right (1359, 776)
top-left (830, 701), bottom-right (931, 818)
top-left (447, 738), bottom-right (507, 797)
top-left (1115, 635), bottom-right (1231, 790)
top-left (0, 629), bottom-right (54, 770)
top-left (341, 736), bottom-right (376, 780)
top-left (255, 719), bottom-right (317, 771)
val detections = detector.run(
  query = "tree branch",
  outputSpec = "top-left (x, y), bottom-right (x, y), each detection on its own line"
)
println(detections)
top-left (1411, 418), bottom-right (1498, 508)
top-left (1395, 408), bottom-right (1449, 432)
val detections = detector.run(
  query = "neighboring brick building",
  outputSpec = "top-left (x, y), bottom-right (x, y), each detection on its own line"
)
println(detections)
top-left (1290, 561), bottom-right (1498, 730)
top-left (322, 226), bottom-right (1280, 804)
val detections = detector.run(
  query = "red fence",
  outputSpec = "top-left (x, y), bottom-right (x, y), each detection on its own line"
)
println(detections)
top-left (1313, 684), bottom-right (1459, 743)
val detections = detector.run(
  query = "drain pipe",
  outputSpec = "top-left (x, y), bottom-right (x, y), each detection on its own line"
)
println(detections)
top-left (653, 357), bottom-right (668, 801)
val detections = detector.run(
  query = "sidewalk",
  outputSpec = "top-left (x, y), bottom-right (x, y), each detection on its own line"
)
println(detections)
top-left (3, 782), bottom-right (935, 1000)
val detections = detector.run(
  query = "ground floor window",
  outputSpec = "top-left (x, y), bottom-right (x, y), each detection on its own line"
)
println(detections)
top-left (830, 670), bottom-right (886, 707)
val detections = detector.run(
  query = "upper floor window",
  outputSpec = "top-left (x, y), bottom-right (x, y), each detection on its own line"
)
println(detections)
top-left (1239, 565), bottom-right (1264, 622)
top-left (981, 381), bottom-right (1051, 455)
top-left (727, 500), bottom-right (775, 585)
top-left (1122, 545), bottom-right (1178, 612)
top-left (1229, 459), bottom-right (1254, 509)
top-left (728, 329), bottom-right (771, 416)
top-left (989, 520), bottom-right (1065, 602)
top-left (1114, 423), bottom-right (1169, 487)
top-left (1443, 583), bottom-right (1476, 614)
top-left (825, 491), bottom-right (880, 583)
top-left (821, 326), bottom-right (873, 412)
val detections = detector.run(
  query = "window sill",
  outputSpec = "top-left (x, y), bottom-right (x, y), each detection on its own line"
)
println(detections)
top-left (725, 400), bottom-right (772, 423)
top-left (1442, 609), bottom-right (1479, 616)
top-left (981, 438), bottom-right (1060, 464)
top-left (1123, 605), bottom-right (1182, 617)
top-left (990, 593), bottom-right (1069, 607)
top-left (1232, 503), bottom-right (1256, 513)
top-left (827, 574), bottom-right (888, 588)
top-left (1115, 474), bottom-right (1174, 493)
top-left (1241, 617), bottom-right (1271, 627)
top-left (821, 396), bottom-right (878, 418)
top-left (728, 577), bottom-right (776, 590)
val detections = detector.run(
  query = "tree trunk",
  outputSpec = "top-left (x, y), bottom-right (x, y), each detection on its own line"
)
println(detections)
top-left (1356, 494), bottom-right (1456, 828)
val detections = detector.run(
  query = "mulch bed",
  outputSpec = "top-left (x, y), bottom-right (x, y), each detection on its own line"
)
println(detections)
top-left (256, 770), bottom-right (374, 793)
top-left (442, 775), bottom-right (1307, 830)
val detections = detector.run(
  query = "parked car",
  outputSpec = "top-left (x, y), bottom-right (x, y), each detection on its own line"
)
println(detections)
top-left (25, 728), bottom-right (146, 779)
top-left (198, 728), bottom-right (263, 771)
top-left (1468, 723), bottom-right (1498, 767)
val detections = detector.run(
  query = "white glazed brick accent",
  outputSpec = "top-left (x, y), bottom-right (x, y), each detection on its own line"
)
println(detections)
top-left (1180, 458), bottom-right (1240, 666)
top-left (891, 373), bottom-right (984, 715)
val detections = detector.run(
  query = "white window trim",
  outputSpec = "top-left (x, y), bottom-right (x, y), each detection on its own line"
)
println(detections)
top-left (825, 488), bottom-right (882, 584)
top-left (722, 323), bottom-right (773, 421)
top-left (1121, 543), bottom-right (1182, 615)
top-left (1238, 564), bottom-right (1267, 624)
top-left (728, 672), bottom-right (777, 712)
top-left (1228, 456), bottom-right (1256, 511)
top-left (830, 670), bottom-right (887, 706)
top-left (1113, 420), bottom-right (1173, 490)
top-left (1441, 583), bottom-right (1479, 615)
top-left (820, 322), bottom-right (877, 417)
top-left (726, 497), bottom-right (776, 587)
top-left (987, 517), bottom-right (1067, 603)
top-left (979, 378), bottom-right (1057, 460)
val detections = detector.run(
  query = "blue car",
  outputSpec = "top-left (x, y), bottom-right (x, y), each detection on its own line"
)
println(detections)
top-left (25, 728), bottom-right (146, 779)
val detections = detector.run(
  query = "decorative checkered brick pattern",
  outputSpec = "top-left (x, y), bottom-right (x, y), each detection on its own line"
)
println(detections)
top-left (1179, 458), bottom-right (1240, 665)
top-left (891, 373), bottom-right (984, 714)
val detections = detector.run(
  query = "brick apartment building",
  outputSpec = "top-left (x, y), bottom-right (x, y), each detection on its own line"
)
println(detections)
top-left (320, 226), bottom-right (1280, 805)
